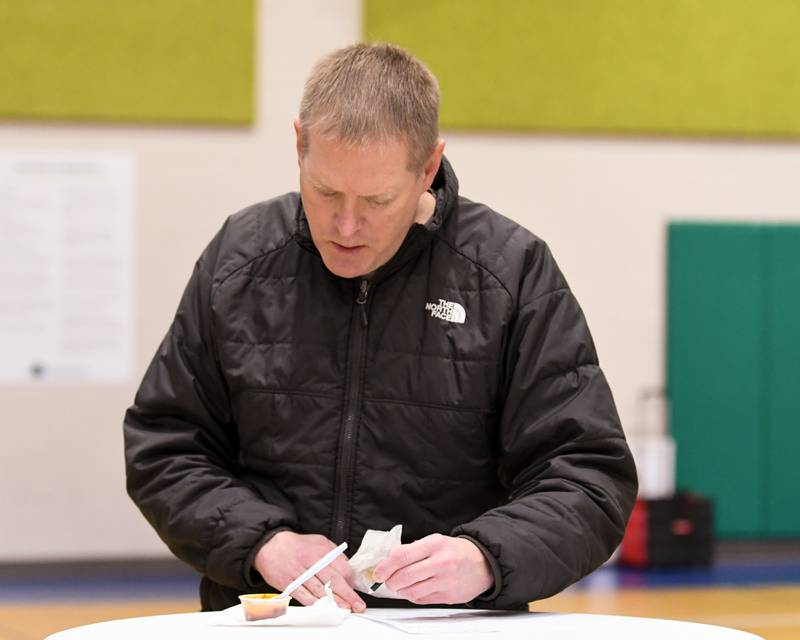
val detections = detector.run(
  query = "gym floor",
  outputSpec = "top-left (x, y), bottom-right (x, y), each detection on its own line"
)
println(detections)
top-left (1, 542), bottom-right (799, 640)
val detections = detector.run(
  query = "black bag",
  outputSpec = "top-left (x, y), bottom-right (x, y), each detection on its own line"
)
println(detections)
top-left (620, 492), bottom-right (714, 568)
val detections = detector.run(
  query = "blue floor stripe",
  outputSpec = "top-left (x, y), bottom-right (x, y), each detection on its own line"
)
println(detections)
top-left (2, 562), bottom-right (800, 603)
top-left (576, 562), bottom-right (800, 590)
top-left (0, 574), bottom-right (198, 603)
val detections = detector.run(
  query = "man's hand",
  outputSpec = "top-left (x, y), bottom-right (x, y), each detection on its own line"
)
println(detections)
top-left (372, 534), bottom-right (494, 605)
top-left (253, 531), bottom-right (366, 612)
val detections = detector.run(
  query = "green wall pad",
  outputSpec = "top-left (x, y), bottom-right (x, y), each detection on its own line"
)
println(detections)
top-left (0, 0), bottom-right (255, 125)
top-left (764, 227), bottom-right (800, 535)
top-left (667, 223), bottom-right (800, 538)
top-left (365, 0), bottom-right (800, 137)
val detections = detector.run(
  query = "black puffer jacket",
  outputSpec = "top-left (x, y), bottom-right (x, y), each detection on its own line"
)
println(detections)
top-left (124, 157), bottom-right (637, 611)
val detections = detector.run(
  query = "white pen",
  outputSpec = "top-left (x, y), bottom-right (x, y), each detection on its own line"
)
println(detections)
top-left (280, 541), bottom-right (349, 598)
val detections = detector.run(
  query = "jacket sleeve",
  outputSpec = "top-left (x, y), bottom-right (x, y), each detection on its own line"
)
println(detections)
top-left (124, 247), bottom-right (297, 590)
top-left (452, 244), bottom-right (638, 609)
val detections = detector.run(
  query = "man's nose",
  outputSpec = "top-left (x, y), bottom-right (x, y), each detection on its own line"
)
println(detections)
top-left (334, 200), bottom-right (361, 238)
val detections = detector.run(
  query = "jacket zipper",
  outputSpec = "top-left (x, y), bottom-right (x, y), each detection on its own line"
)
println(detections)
top-left (332, 278), bottom-right (370, 543)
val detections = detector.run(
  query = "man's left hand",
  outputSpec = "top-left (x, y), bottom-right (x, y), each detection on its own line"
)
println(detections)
top-left (372, 534), bottom-right (494, 605)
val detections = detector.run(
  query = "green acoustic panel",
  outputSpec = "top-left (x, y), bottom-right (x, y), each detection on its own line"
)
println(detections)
top-left (764, 226), bottom-right (800, 536)
top-left (0, 0), bottom-right (255, 125)
top-left (667, 224), bottom-right (765, 537)
top-left (365, 0), bottom-right (800, 137)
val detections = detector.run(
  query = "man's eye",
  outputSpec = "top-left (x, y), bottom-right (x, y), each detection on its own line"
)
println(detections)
top-left (319, 191), bottom-right (337, 198)
top-left (367, 199), bottom-right (390, 207)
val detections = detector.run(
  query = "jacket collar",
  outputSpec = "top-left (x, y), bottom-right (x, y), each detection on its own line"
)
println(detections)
top-left (294, 155), bottom-right (459, 284)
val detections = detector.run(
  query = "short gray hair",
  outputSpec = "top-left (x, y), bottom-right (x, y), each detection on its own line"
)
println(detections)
top-left (299, 42), bottom-right (440, 172)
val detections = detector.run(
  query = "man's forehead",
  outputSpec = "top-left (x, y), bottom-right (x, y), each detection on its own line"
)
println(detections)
top-left (306, 129), bottom-right (412, 163)
top-left (303, 133), bottom-right (415, 192)
top-left (308, 174), bottom-right (401, 201)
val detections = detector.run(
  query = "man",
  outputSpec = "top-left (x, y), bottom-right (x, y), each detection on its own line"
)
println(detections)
top-left (124, 42), bottom-right (637, 613)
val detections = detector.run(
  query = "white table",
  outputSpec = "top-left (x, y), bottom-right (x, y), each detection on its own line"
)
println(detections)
top-left (45, 607), bottom-right (764, 639)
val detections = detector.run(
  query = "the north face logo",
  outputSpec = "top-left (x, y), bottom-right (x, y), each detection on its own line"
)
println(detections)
top-left (424, 299), bottom-right (466, 324)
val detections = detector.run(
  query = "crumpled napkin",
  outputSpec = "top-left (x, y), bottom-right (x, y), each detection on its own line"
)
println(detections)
top-left (214, 582), bottom-right (349, 627)
top-left (348, 524), bottom-right (404, 599)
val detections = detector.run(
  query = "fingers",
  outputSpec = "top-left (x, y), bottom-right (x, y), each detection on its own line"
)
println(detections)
top-left (373, 533), bottom-right (442, 583)
top-left (301, 575), bottom-right (327, 600)
top-left (291, 575), bottom-right (358, 611)
top-left (329, 554), bottom-right (357, 587)
top-left (395, 576), bottom-right (443, 604)
top-left (291, 566), bottom-right (366, 613)
top-left (411, 590), bottom-right (449, 606)
top-left (373, 535), bottom-right (491, 606)
top-left (252, 532), bottom-right (371, 611)
top-left (317, 566), bottom-right (366, 612)
top-left (288, 584), bottom-right (316, 606)
top-left (383, 557), bottom-right (436, 592)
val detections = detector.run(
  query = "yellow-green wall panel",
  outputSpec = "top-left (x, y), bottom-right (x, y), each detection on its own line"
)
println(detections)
top-left (0, 0), bottom-right (255, 125)
top-left (365, 0), bottom-right (800, 137)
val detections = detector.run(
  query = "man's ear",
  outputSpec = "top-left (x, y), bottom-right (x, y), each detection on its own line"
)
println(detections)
top-left (422, 139), bottom-right (446, 189)
top-left (293, 117), bottom-right (303, 167)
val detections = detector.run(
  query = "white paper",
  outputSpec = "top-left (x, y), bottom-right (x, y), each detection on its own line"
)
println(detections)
top-left (349, 524), bottom-right (404, 599)
top-left (214, 583), bottom-right (349, 627)
top-left (357, 608), bottom-right (530, 635)
top-left (0, 151), bottom-right (135, 383)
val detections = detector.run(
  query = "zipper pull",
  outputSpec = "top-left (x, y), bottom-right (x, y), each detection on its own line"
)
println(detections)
top-left (356, 279), bottom-right (369, 327)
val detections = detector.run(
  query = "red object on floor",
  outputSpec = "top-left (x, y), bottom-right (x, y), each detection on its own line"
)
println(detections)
top-left (621, 499), bottom-right (649, 566)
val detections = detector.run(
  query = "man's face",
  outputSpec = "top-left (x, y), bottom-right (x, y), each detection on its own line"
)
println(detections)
top-left (296, 122), bottom-right (441, 279)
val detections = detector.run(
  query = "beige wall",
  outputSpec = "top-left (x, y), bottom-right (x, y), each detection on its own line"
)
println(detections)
top-left (446, 135), bottom-right (800, 438)
top-left (2, 1), bottom-right (799, 560)
top-left (0, 0), bottom-right (361, 561)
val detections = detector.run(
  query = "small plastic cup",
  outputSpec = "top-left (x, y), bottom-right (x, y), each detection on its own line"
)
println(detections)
top-left (238, 593), bottom-right (291, 621)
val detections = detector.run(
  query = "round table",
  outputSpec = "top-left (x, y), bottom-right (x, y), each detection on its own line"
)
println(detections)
top-left (45, 607), bottom-right (763, 639)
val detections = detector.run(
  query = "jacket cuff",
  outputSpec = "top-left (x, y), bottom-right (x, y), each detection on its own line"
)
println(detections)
top-left (244, 526), bottom-right (294, 588)
top-left (457, 534), bottom-right (503, 603)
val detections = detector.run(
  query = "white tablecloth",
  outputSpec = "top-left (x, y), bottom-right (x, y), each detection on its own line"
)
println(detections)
top-left (45, 607), bottom-right (763, 639)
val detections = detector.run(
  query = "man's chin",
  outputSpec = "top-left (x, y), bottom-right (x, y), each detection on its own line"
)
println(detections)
top-left (321, 255), bottom-right (371, 279)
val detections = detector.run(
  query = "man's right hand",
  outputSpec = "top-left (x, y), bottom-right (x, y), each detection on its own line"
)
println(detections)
top-left (253, 531), bottom-right (366, 612)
